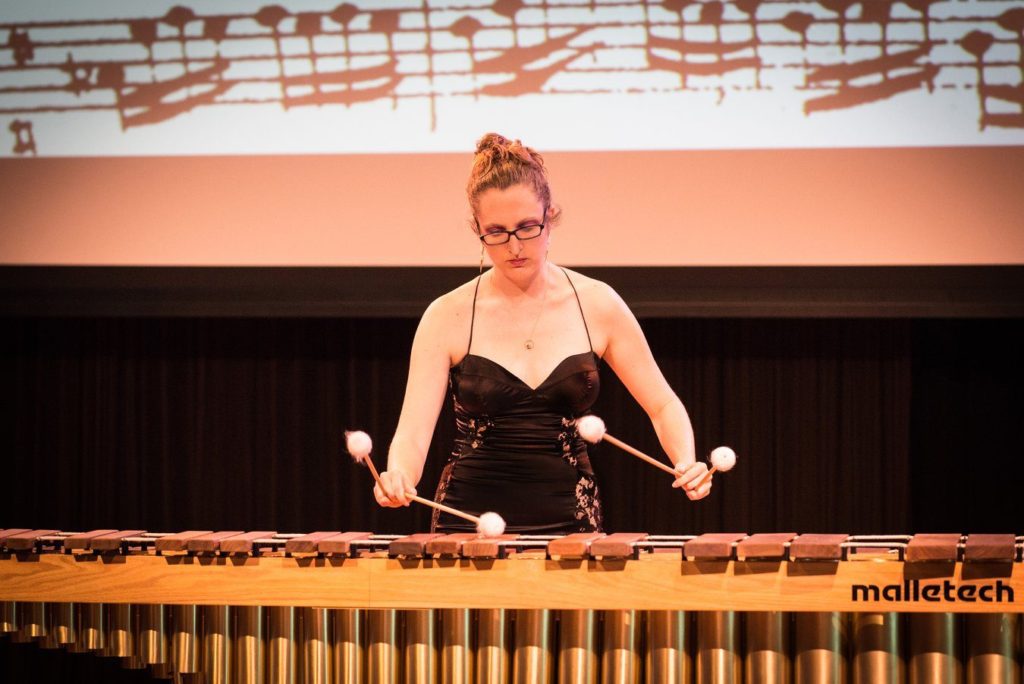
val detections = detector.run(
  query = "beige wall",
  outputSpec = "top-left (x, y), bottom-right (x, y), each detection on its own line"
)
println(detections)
top-left (2, 146), bottom-right (1022, 266)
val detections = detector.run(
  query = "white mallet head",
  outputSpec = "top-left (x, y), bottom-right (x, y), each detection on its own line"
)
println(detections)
top-left (709, 446), bottom-right (737, 472)
top-left (345, 430), bottom-right (373, 463)
top-left (477, 512), bottom-right (506, 538)
top-left (575, 415), bottom-right (607, 444)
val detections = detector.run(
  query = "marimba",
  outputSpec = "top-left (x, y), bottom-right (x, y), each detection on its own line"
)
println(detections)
top-left (1, 529), bottom-right (1022, 684)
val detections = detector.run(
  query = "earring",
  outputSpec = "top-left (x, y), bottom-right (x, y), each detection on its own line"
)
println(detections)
top-left (479, 244), bottom-right (485, 275)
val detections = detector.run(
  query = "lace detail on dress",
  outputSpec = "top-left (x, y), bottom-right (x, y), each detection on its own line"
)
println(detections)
top-left (557, 416), bottom-right (578, 466)
top-left (558, 416), bottom-right (602, 532)
top-left (575, 474), bottom-right (603, 531)
top-left (466, 416), bottom-right (491, 450)
top-left (434, 412), bottom-right (494, 531)
top-left (432, 460), bottom-right (454, 532)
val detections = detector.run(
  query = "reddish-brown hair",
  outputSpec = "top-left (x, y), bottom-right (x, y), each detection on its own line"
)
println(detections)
top-left (467, 133), bottom-right (561, 225)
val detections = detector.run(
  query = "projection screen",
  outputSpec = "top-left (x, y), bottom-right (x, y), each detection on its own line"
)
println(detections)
top-left (1, 0), bottom-right (1022, 266)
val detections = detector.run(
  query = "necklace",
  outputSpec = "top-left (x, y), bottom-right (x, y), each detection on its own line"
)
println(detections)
top-left (522, 278), bottom-right (548, 350)
top-left (523, 301), bottom-right (544, 350)
top-left (495, 269), bottom-right (548, 351)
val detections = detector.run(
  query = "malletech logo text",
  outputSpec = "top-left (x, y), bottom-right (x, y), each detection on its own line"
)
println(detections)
top-left (852, 580), bottom-right (1014, 604)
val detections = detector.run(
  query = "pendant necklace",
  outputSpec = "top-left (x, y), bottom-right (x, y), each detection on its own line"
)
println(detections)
top-left (523, 279), bottom-right (547, 350)
top-left (501, 270), bottom-right (548, 351)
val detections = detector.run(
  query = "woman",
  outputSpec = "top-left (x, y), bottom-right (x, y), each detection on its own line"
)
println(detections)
top-left (375, 133), bottom-right (711, 532)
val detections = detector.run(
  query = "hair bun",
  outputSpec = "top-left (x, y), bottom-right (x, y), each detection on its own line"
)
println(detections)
top-left (475, 132), bottom-right (536, 168)
top-left (475, 133), bottom-right (511, 155)
top-left (467, 133), bottom-right (558, 224)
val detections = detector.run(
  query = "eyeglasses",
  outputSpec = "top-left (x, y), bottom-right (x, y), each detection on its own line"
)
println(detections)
top-left (477, 212), bottom-right (548, 246)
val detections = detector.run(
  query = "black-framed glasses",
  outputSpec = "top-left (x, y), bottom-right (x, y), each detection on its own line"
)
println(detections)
top-left (478, 212), bottom-right (548, 246)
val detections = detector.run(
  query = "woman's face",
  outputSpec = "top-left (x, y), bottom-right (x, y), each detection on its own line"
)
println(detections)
top-left (475, 184), bottom-right (550, 275)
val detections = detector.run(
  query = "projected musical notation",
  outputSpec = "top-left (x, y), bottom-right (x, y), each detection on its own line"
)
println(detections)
top-left (1, 0), bottom-right (1022, 154)
top-left (8, 118), bottom-right (34, 154)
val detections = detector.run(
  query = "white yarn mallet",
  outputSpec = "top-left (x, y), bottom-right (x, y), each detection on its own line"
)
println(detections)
top-left (695, 446), bottom-right (737, 488)
top-left (575, 415), bottom-right (678, 477)
top-left (576, 415), bottom-right (737, 488)
top-left (345, 430), bottom-right (506, 537)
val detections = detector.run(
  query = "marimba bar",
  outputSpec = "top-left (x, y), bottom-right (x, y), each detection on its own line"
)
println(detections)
top-left (1, 529), bottom-right (1022, 683)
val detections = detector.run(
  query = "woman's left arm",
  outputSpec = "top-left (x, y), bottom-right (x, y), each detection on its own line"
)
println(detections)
top-left (597, 284), bottom-right (712, 500)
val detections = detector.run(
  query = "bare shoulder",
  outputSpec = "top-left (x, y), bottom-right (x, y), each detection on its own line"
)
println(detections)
top-left (415, 276), bottom-right (480, 357)
top-left (427, 277), bottom-right (479, 320)
top-left (559, 267), bottom-right (629, 318)
top-left (558, 268), bottom-right (633, 358)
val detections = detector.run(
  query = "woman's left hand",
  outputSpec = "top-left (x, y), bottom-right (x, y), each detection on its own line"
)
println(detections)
top-left (672, 461), bottom-right (711, 500)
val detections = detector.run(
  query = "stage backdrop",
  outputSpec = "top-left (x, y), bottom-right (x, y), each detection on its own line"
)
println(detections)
top-left (2, 0), bottom-right (1023, 266)
top-left (3, 316), bottom-right (1022, 536)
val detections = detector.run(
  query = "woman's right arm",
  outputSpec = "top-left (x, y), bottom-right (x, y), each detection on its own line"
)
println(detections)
top-left (375, 297), bottom-right (453, 507)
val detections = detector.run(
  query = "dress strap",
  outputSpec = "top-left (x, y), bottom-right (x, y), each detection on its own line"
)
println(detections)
top-left (561, 268), bottom-right (593, 352)
top-left (467, 274), bottom-right (483, 355)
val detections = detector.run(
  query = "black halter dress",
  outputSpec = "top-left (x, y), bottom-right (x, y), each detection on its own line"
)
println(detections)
top-left (432, 269), bottom-right (603, 534)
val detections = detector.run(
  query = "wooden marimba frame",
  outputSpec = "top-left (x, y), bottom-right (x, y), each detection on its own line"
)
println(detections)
top-left (1, 529), bottom-right (1022, 683)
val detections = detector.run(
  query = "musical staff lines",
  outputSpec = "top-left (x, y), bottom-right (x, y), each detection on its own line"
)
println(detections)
top-left (1, 0), bottom-right (1022, 153)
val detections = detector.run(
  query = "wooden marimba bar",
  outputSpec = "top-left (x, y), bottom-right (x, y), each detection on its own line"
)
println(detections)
top-left (1, 529), bottom-right (1023, 683)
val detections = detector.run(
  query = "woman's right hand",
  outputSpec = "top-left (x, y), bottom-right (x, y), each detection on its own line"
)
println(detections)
top-left (374, 469), bottom-right (416, 507)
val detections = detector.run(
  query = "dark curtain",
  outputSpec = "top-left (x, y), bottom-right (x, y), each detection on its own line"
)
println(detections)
top-left (908, 320), bottom-right (1024, 532)
top-left (2, 317), bottom-right (1021, 536)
